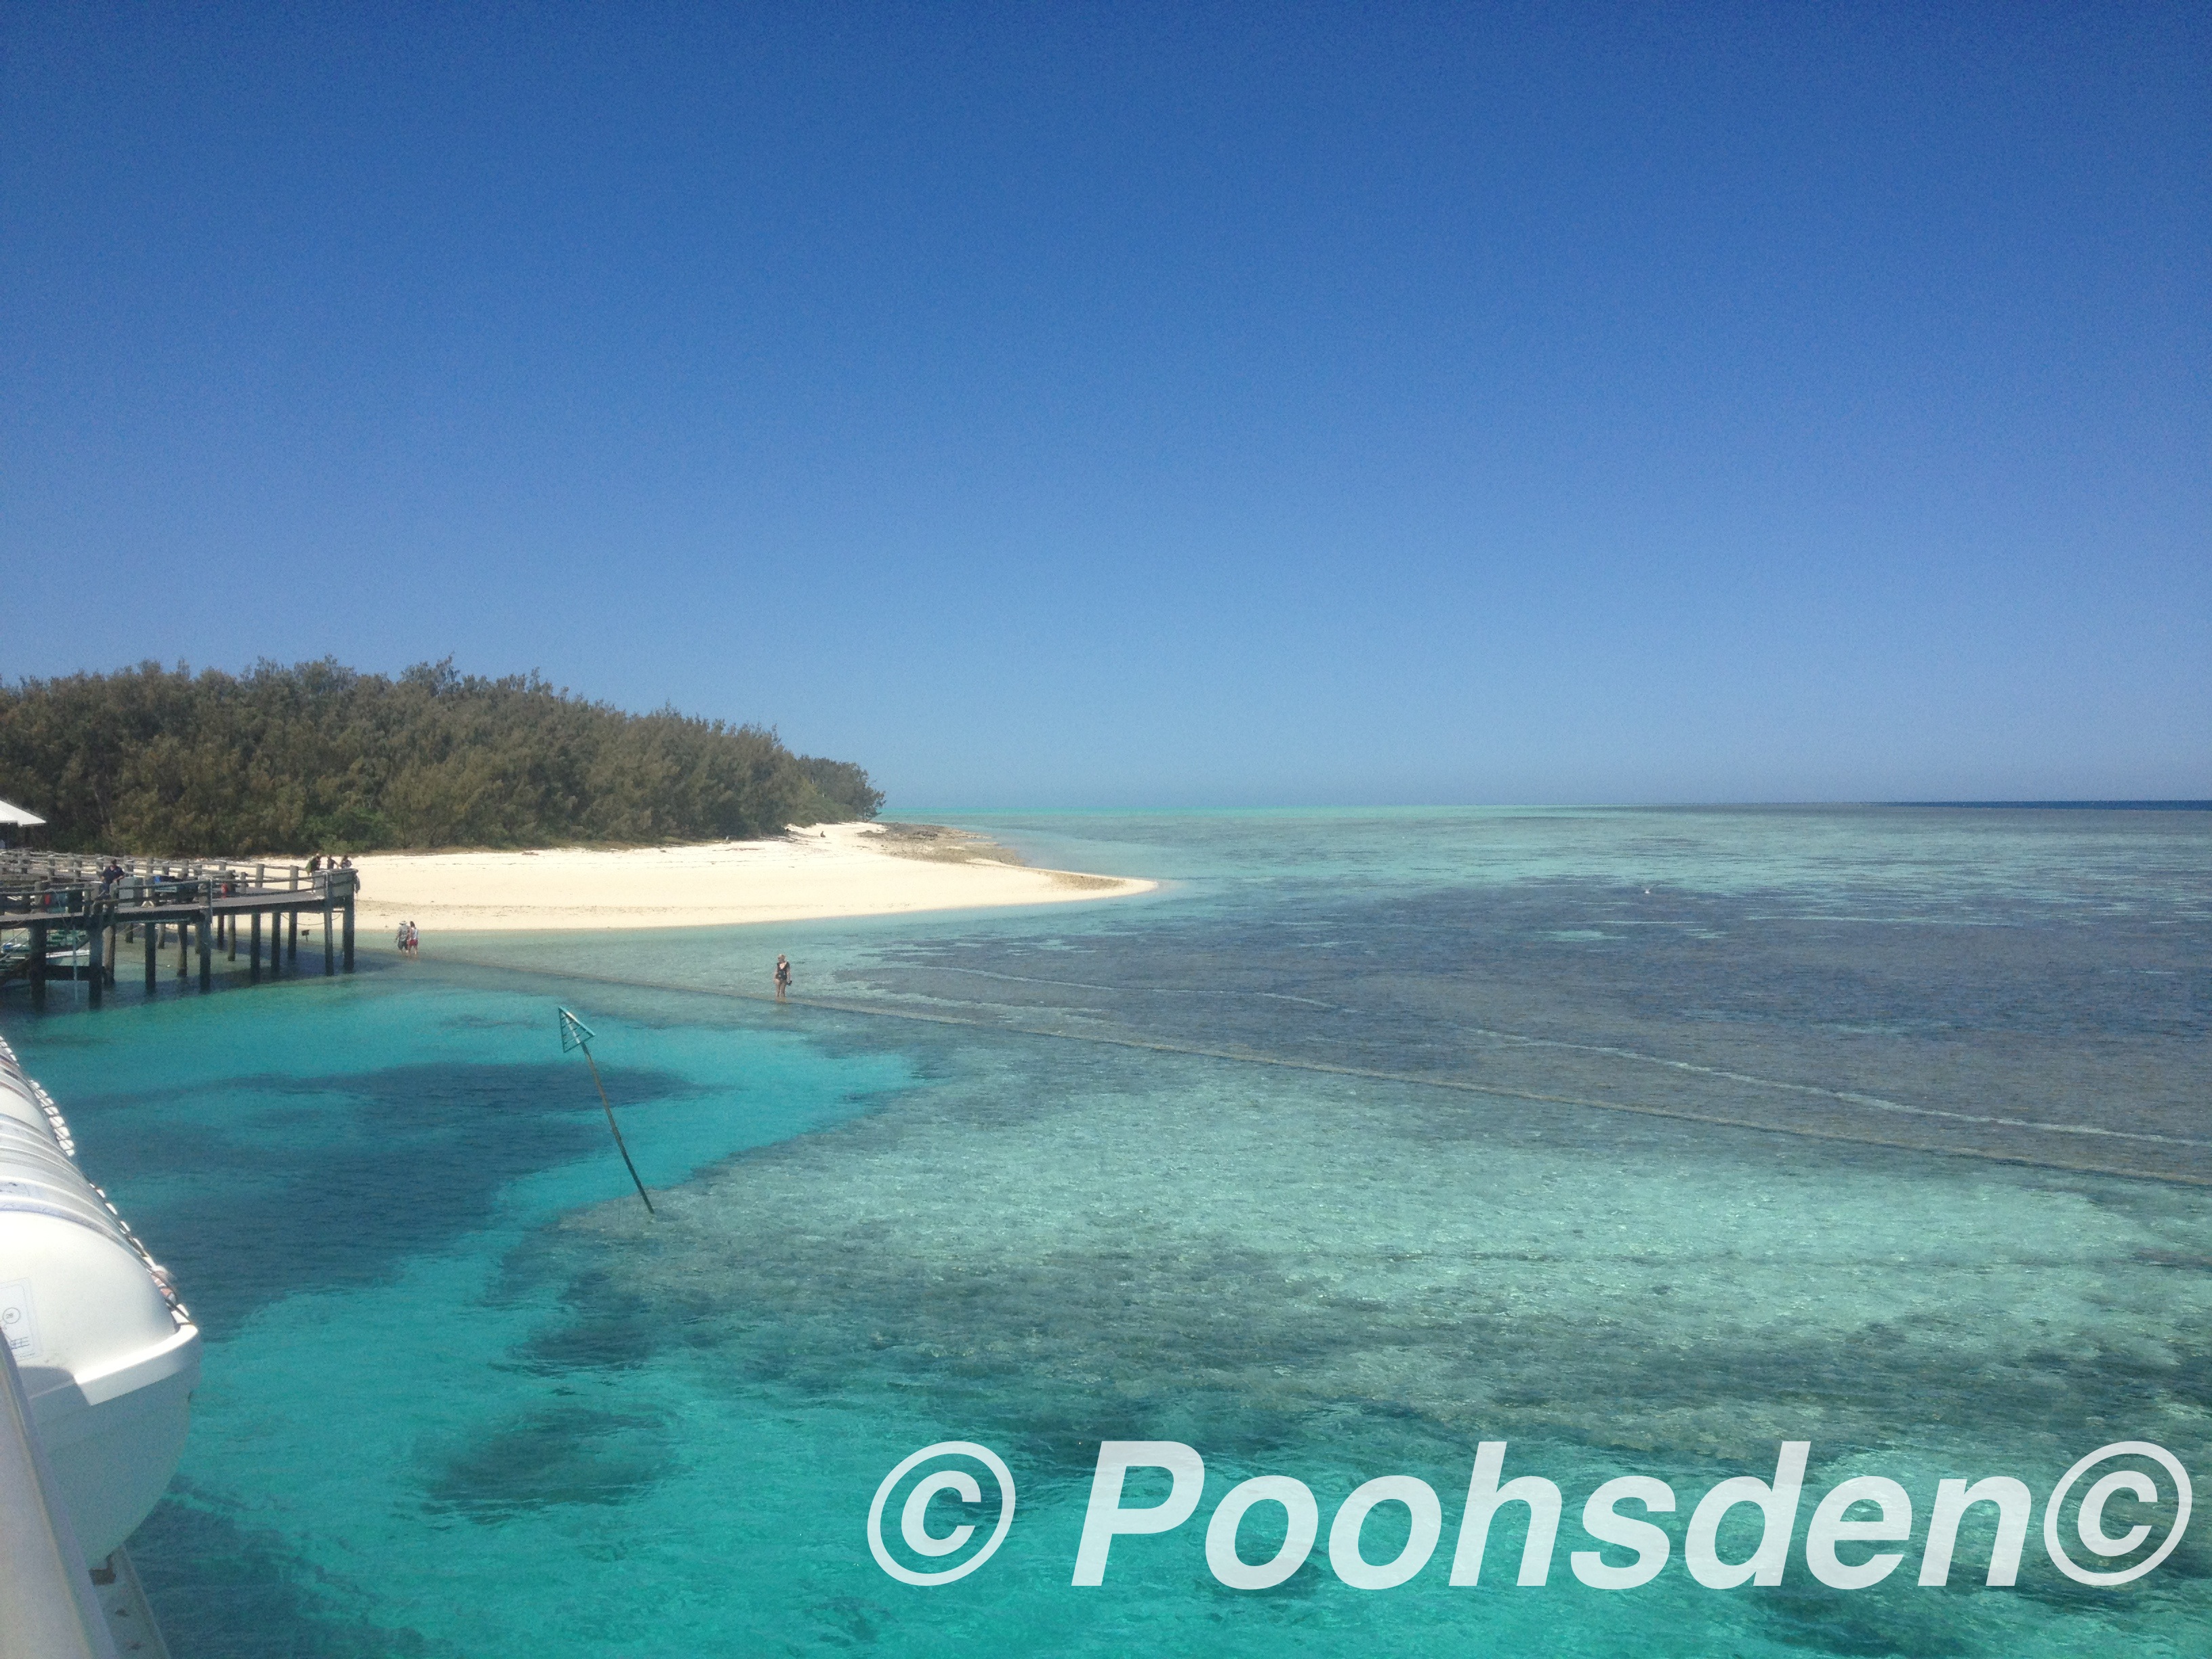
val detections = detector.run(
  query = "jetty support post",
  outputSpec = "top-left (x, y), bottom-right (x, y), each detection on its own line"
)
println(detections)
top-left (226, 909), bottom-right (237, 962)
top-left (197, 890), bottom-right (213, 991)
top-left (144, 918), bottom-right (157, 991)
top-left (323, 901), bottom-right (335, 975)
top-left (249, 912), bottom-right (261, 983)
top-left (28, 922), bottom-right (46, 1011)
top-left (342, 893), bottom-right (354, 973)
top-left (287, 909), bottom-right (298, 964)
top-left (86, 913), bottom-right (103, 1010)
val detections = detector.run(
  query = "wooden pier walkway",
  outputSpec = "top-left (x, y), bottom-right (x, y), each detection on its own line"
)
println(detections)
top-left (0, 852), bottom-right (359, 1010)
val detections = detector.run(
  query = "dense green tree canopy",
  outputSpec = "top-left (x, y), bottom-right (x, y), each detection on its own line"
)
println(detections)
top-left (0, 660), bottom-right (882, 853)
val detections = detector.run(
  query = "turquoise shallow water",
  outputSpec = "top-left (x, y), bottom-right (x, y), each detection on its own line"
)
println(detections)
top-left (2, 806), bottom-right (2207, 1656)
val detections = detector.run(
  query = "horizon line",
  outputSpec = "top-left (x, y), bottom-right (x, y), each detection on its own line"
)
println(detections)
top-left (883, 799), bottom-right (2212, 815)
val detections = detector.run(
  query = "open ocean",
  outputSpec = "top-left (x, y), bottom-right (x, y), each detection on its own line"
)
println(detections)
top-left (3, 805), bottom-right (2207, 1657)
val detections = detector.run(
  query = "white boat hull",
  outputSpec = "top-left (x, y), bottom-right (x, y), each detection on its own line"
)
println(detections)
top-left (0, 1033), bottom-right (199, 1561)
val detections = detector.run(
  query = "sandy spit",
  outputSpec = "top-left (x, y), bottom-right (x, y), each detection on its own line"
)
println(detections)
top-left (347, 821), bottom-right (1152, 934)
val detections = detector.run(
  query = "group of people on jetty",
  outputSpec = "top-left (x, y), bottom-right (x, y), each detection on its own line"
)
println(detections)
top-left (91, 853), bottom-right (357, 896)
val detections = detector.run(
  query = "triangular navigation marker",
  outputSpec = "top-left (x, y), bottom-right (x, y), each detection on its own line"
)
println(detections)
top-left (554, 1007), bottom-right (653, 1216)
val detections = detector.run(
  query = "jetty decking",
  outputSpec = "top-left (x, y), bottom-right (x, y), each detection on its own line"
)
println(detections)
top-left (0, 851), bottom-right (358, 1010)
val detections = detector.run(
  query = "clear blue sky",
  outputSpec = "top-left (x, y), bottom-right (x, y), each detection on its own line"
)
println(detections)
top-left (3, 4), bottom-right (2204, 806)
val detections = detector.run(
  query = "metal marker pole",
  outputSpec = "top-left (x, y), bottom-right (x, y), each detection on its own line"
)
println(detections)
top-left (581, 1044), bottom-right (655, 1216)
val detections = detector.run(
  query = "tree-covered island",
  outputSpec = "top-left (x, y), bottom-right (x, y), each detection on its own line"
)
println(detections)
top-left (0, 660), bottom-right (883, 854)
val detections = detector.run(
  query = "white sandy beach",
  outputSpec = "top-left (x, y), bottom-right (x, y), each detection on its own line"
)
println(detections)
top-left (348, 821), bottom-right (1151, 934)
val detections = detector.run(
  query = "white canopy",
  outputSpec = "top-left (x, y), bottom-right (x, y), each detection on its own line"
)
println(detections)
top-left (0, 799), bottom-right (46, 827)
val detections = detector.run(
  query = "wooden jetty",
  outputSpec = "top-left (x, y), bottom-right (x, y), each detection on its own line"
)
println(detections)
top-left (0, 851), bottom-right (359, 1010)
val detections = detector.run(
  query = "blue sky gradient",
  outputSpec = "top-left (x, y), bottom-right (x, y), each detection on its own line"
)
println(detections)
top-left (3, 4), bottom-right (2204, 805)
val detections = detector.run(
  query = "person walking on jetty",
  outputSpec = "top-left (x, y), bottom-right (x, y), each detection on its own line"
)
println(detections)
top-left (773, 954), bottom-right (792, 1001)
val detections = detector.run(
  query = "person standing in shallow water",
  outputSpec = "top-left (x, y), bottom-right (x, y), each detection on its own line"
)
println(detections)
top-left (773, 954), bottom-right (792, 1001)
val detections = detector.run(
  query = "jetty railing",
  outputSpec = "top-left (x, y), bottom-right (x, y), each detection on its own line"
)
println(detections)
top-left (0, 851), bottom-right (340, 896)
top-left (0, 853), bottom-right (359, 1009)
